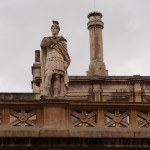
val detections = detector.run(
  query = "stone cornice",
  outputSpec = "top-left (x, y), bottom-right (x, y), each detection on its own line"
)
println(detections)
top-left (69, 75), bottom-right (150, 85)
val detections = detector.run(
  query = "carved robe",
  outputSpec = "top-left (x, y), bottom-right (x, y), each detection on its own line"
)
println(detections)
top-left (40, 36), bottom-right (71, 96)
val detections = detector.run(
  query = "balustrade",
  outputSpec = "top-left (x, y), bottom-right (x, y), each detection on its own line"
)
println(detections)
top-left (0, 106), bottom-right (150, 129)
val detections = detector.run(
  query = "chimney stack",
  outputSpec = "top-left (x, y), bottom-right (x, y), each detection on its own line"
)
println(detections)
top-left (87, 12), bottom-right (108, 76)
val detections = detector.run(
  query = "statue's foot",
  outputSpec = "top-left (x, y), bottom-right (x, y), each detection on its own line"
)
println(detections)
top-left (54, 88), bottom-right (59, 97)
top-left (60, 92), bottom-right (64, 97)
top-left (40, 93), bottom-right (50, 99)
top-left (40, 95), bottom-right (46, 99)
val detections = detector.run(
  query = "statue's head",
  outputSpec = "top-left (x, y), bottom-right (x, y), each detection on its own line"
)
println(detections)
top-left (51, 21), bottom-right (60, 36)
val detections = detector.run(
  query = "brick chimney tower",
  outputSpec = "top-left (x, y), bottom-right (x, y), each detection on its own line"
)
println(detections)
top-left (87, 12), bottom-right (108, 76)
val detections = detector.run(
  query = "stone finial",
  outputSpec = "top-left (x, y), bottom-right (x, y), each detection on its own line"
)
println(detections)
top-left (87, 11), bottom-right (104, 29)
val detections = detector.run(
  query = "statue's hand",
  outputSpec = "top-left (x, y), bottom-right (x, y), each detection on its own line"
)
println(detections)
top-left (47, 40), bottom-right (53, 47)
top-left (41, 37), bottom-right (53, 48)
top-left (44, 38), bottom-right (53, 47)
top-left (52, 40), bottom-right (57, 45)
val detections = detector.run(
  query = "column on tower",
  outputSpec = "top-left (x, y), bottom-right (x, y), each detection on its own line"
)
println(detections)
top-left (87, 12), bottom-right (108, 76)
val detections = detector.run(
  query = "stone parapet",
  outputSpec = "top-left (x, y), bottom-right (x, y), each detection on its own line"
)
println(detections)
top-left (0, 98), bottom-right (150, 138)
top-left (0, 75), bottom-right (150, 148)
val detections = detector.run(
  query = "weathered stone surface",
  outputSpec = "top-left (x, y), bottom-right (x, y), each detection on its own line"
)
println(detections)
top-left (43, 106), bottom-right (67, 128)
top-left (3, 11), bottom-right (150, 149)
top-left (1, 74), bottom-right (150, 149)
top-left (1, 75), bottom-right (150, 140)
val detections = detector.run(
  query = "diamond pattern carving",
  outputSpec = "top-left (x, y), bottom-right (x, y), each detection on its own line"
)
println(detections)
top-left (137, 111), bottom-right (150, 128)
top-left (71, 110), bottom-right (97, 127)
top-left (104, 110), bottom-right (130, 128)
top-left (10, 109), bottom-right (37, 127)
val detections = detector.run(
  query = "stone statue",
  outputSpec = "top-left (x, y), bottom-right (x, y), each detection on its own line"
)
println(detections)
top-left (40, 21), bottom-right (71, 97)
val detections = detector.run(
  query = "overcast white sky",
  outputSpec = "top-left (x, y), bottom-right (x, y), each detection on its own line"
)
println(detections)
top-left (0, 0), bottom-right (150, 92)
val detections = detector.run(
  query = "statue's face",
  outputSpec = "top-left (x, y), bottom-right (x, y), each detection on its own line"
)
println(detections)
top-left (51, 26), bottom-right (59, 36)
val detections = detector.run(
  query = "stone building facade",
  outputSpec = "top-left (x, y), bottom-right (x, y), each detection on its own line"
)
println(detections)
top-left (0, 12), bottom-right (150, 150)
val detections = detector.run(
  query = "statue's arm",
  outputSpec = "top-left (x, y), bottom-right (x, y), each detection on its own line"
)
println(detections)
top-left (60, 40), bottom-right (71, 68)
top-left (40, 37), bottom-right (53, 48)
top-left (40, 37), bottom-right (47, 48)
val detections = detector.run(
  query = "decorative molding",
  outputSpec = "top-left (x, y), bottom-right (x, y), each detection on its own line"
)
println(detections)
top-left (10, 109), bottom-right (37, 127)
top-left (102, 95), bottom-right (131, 102)
top-left (71, 110), bottom-right (97, 127)
top-left (104, 110), bottom-right (130, 128)
top-left (137, 111), bottom-right (150, 128)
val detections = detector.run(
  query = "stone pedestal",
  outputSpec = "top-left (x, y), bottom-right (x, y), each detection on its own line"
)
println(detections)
top-left (43, 106), bottom-right (67, 128)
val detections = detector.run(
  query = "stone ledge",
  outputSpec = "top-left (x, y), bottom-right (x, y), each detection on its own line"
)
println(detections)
top-left (0, 128), bottom-right (150, 138)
